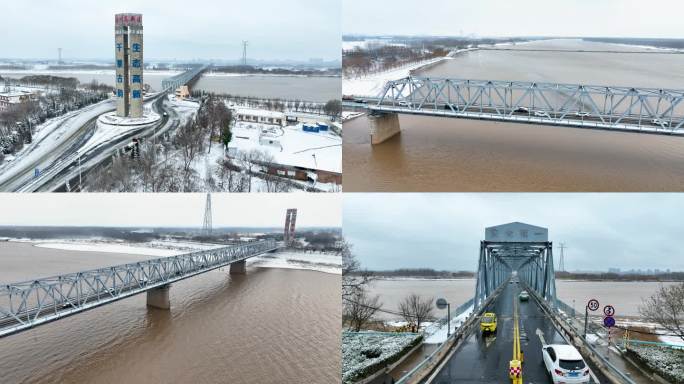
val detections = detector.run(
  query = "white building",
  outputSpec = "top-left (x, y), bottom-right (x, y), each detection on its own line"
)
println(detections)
top-left (234, 108), bottom-right (285, 126)
top-left (0, 90), bottom-right (37, 111)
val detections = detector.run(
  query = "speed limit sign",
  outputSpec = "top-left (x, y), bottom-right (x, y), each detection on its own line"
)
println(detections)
top-left (587, 299), bottom-right (599, 311)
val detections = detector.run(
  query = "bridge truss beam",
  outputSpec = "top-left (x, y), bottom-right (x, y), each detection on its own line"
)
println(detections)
top-left (372, 77), bottom-right (684, 133)
top-left (161, 64), bottom-right (209, 92)
top-left (0, 239), bottom-right (277, 338)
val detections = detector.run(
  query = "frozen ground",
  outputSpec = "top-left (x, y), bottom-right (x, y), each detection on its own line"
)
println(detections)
top-left (248, 250), bottom-right (341, 275)
top-left (627, 344), bottom-right (684, 383)
top-left (342, 56), bottom-right (451, 97)
top-left (342, 331), bottom-right (422, 384)
top-left (424, 305), bottom-right (474, 344)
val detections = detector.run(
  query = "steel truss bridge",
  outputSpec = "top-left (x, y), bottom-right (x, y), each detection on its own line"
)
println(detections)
top-left (361, 76), bottom-right (684, 135)
top-left (161, 64), bottom-right (209, 91)
top-left (0, 240), bottom-right (277, 338)
top-left (475, 222), bottom-right (556, 309)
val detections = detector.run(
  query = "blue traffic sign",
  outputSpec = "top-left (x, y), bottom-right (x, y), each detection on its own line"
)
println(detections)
top-left (603, 316), bottom-right (615, 327)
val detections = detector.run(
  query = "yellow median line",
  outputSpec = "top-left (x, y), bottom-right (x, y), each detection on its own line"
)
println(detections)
top-left (509, 294), bottom-right (523, 384)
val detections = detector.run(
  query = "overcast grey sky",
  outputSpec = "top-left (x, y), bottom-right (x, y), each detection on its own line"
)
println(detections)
top-left (343, 0), bottom-right (684, 38)
top-left (0, 193), bottom-right (340, 228)
top-left (344, 193), bottom-right (684, 272)
top-left (0, 0), bottom-right (340, 61)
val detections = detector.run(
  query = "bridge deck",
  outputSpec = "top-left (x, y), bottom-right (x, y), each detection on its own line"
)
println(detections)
top-left (0, 240), bottom-right (277, 338)
top-left (431, 282), bottom-right (606, 383)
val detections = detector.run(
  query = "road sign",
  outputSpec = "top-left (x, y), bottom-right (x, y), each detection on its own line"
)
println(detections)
top-left (436, 298), bottom-right (448, 310)
top-left (603, 305), bottom-right (615, 317)
top-left (603, 316), bottom-right (615, 328)
top-left (587, 299), bottom-right (599, 311)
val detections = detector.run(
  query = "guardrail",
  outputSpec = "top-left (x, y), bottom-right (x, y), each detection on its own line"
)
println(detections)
top-left (395, 298), bottom-right (475, 384)
top-left (523, 284), bottom-right (637, 384)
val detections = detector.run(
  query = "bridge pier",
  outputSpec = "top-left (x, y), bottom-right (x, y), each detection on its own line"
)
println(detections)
top-left (230, 260), bottom-right (246, 275)
top-left (369, 112), bottom-right (400, 144)
top-left (147, 284), bottom-right (171, 309)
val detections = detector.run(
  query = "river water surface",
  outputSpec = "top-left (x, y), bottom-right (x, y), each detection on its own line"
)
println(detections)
top-left (0, 242), bottom-right (340, 384)
top-left (367, 278), bottom-right (673, 319)
top-left (343, 39), bottom-right (684, 191)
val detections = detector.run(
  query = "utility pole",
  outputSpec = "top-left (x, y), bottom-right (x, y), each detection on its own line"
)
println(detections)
top-left (558, 243), bottom-right (567, 272)
top-left (202, 193), bottom-right (212, 236)
top-left (242, 41), bottom-right (248, 66)
top-left (58, 48), bottom-right (63, 64)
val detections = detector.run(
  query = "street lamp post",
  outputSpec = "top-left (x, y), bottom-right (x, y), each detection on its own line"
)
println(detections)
top-left (77, 153), bottom-right (82, 190)
top-left (436, 298), bottom-right (451, 337)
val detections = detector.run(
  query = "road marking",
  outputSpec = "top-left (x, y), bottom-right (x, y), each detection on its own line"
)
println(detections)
top-left (535, 328), bottom-right (547, 346)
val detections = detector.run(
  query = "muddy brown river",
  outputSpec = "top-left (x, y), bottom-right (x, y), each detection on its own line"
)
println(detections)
top-left (0, 242), bottom-right (341, 384)
top-left (343, 39), bottom-right (684, 191)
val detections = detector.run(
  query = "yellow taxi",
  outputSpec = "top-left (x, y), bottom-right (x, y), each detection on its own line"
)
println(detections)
top-left (480, 312), bottom-right (498, 334)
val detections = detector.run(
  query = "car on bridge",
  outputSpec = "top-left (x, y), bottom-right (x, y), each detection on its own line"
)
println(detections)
top-left (479, 312), bottom-right (497, 334)
top-left (542, 344), bottom-right (591, 383)
top-left (519, 290), bottom-right (529, 301)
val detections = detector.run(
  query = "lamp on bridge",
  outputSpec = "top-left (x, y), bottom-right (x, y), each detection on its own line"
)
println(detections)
top-left (436, 298), bottom-right (451, 337)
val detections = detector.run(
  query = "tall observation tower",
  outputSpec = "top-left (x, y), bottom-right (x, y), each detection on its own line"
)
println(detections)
top-left (114, 13), bottom-right (143, 118)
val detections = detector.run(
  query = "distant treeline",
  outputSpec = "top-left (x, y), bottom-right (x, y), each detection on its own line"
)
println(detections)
top-left (362, 268), bottom-right (475, 278)
top-left (556, 271), bottom-right (684, 281)
top-left (0, 64), bottom-right (27, 70)
top-left (582, 37), bottom-right (684, 50)
top-left (17, 75), bottom-right (80, 88)
top-left (47, 64), bottom-right (115, 70)
top-left (210, 65), bottom-right (340, 76)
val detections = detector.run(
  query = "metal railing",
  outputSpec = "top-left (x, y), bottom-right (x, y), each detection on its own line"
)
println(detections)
top-left (396, 297), bottom-right (475, 384)
top-left (0, 240), bottom-right (277, 338)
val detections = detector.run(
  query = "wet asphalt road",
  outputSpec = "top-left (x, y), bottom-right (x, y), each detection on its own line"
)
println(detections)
top-left (431, 282), bottom-right (606, 383)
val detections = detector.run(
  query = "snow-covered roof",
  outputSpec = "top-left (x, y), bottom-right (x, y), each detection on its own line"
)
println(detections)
top-left (228, 121), bottom-right (341, 173)
top-left (234, 107), bottom-right (285, 119)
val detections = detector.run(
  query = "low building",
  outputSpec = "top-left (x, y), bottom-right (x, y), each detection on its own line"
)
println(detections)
top-left (175, 85), bottom-right (190, 99)
top-left (0, 90), bottom-right (37, 111)
top-left (234, 108), bottom-right (285, 126)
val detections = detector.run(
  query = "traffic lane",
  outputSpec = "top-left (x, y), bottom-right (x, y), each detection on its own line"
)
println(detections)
top-left (519, 295), bottom-right (607, 383)
top-left (431, 283), bottom-right (516, 383)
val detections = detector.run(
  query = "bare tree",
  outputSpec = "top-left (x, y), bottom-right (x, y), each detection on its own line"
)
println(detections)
top-left (639, 282), bottom-right (684, 341)
top-left (342, 241), bottom-right (375, 301)
top-left (344, 289), bottom-right (383, 332)
top-left (399, 293), bottom-right (435, 332)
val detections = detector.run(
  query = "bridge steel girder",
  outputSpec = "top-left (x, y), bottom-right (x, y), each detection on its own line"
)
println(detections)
top-left (370, 77), bottom-right (684, 133)
top-left (0, 239), bottom-right (277, 338)
top-left (518, 242), bottom-right (557, 308)
top-left (474, 241), bottom-right (512, 309)
top-left (161, 64), bottom-right (209, 92)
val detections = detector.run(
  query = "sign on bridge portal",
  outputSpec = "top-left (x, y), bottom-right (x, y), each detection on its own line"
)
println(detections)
top-left (587, 299), bottom-right (599, 311)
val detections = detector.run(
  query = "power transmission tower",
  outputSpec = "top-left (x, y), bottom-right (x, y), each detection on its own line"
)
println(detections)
top-left (58, 48), bottom-right (62, 64)
top-left (242, 41), bottom-right (248, 66)
top-left (202, 193), bottom-right (212, 236)
top-left (558, 243), bottom-right (567, 272)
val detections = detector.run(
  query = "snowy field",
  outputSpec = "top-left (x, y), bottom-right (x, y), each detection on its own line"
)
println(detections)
top-left (228, 119), bottom-right (342, 174)
top-left (11, 239), bottom-right (340, 274)
top-left (249, 250), bottom-right (341, 275)
top-left (342, 331), bottom-right (422, 384)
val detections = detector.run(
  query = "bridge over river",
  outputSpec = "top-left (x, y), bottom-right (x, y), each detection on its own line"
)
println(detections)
top-left (0, 240), bottom-right (277, 338)
top-left (344, 76), bottom-right (684, 144)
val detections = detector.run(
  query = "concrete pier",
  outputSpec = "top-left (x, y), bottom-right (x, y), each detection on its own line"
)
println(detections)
top-left (230, 260), bottom-right (246, 275)
top-left (369, 112), bottom-right (401, 144)
top-left (146, 284), bottom-right (171, 309)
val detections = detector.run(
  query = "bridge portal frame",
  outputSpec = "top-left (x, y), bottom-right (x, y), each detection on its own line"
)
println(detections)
top-left (0, 239), bottom-right (277, 338)
top-left (372, 76), bottom-right (684, 133)
top-left (475, 240), bottom-right (556, 310)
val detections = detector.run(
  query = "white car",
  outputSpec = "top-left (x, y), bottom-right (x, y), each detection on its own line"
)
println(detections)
top-left (542, 344), bottom-right (591, 383)
top-left (534, 110), bottom-right (550, 118)
top-left (651, 119), bottom-right (670, 127)
top-left (574, 111), bottom-right (590, 117)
